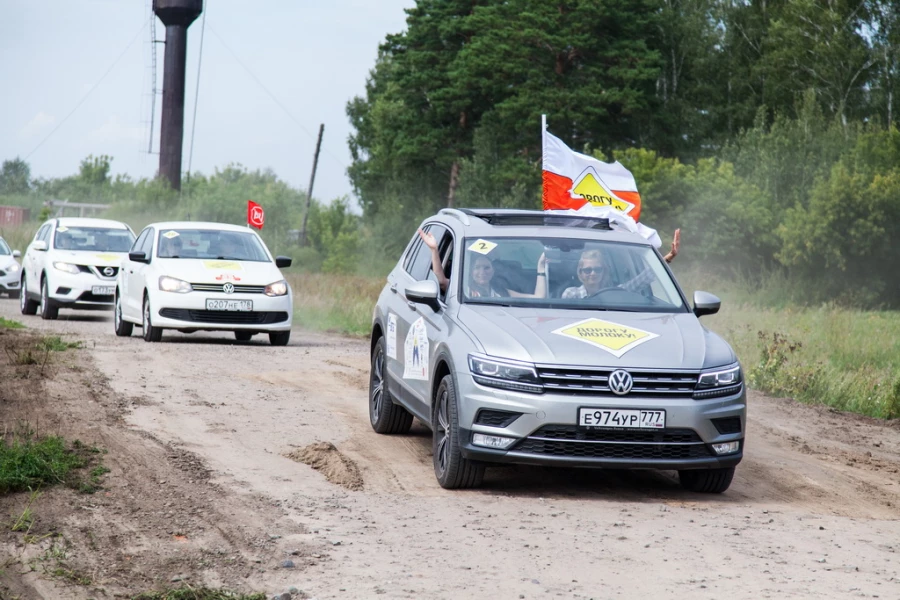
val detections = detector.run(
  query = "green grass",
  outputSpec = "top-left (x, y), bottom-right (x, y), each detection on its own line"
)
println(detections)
top-left (37, 336), bottom-right (82, 352)
top-left (678, 268), bottom-right (900, 419)
top-left (0, 433), bottom-right (109, 495)
top-left (288, 272), bottom-right (384, 336)
top-left (133, 588), bottom-right (266, 600)
top-left (0, 317), bottom-right (25, 329)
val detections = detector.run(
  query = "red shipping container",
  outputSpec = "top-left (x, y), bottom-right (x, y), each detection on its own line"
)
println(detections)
top-left (0, 206), bottom-right (29, 226)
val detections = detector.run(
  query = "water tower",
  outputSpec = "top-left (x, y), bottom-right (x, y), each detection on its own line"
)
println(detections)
top-left (153, 0), bottom-right (203, 191)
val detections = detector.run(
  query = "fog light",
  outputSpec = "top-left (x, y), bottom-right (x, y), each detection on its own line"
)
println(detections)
top-left (472, 433), bottom-right (516, 450)
top-left (711, 441), bottom-right (741, 455)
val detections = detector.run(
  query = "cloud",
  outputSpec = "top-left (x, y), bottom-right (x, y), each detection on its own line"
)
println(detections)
top-left (87, 115), bottom-right (144, 143)
top-left (19, 111), bottom-right (56, 138)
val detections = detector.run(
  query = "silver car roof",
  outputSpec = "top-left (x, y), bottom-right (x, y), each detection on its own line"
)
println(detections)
top-left (425, 208), bottom-right (654, 245)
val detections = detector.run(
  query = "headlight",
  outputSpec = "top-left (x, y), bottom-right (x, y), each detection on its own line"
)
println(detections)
top-left (7, 263), bottom-right (20, 273)
top-left (158, 276), bottom-right (192, 293)
top-left (694, 364), bottom-right (742, 399)
top-left (53, 262), bottom-right (81, 274)
top-left (265, 280), bottom-right (288, 297)
top-left (468, 354), bottom-right (543, 394)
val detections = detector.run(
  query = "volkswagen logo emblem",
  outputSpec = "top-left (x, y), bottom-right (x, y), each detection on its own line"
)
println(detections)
top-left (609, 370), bottom-right (634, 395)
top-left (103, 267), bottom-right (115, 277)
top-left (222, 282), bottom-right (235, 294)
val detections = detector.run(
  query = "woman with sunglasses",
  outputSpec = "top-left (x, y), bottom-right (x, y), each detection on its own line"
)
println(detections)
top-left (562, 229), bottom-right (680, 299)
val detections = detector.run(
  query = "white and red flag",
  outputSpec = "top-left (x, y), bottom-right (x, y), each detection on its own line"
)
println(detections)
top-left (247, 200), bottom-right (265, 230)
top-left (541, 116), bottom-right (642, 221)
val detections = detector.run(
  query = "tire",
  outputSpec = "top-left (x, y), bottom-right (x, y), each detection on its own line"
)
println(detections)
top-left (19, 276), bottom-right (37, 315)
top-left (268, 331), bottom-right (290, 346)
top-left (8, 290), bottom-right (20, 300)
top-left (432, 374), bottom-right (484, 489)
top-left (114, 292), bottom-right (133, 337)
top-left (40, 277), bottom-right (59, 320)
top-left (368, 337), bottom-right (413, 434)
top-left (142, 295), bottom-right (162, 342)
top-left (234, 331), bottom-right (253, 342)
top-left (678, 467), bottom-right (735, 494)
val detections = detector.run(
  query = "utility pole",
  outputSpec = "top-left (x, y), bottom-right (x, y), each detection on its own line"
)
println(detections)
top-left (300, 123), bottom-right (324, 246)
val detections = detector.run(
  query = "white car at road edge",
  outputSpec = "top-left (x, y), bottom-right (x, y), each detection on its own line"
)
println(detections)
top-left (0, 237), bottom-right (22, 298)
top-left (20, 217), bottom-right (135, 319)
top-left (115, 221), bottom-right (294, 345)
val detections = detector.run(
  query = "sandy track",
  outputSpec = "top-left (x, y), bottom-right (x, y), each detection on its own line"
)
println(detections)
top-left (1, 299), bottom-right (898, 599)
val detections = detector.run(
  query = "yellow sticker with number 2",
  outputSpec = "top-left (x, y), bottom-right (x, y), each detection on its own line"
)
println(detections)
top-left (467, 239), bottom-right (497, 255)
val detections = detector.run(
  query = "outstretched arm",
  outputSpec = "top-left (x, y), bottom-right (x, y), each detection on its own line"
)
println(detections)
top-left (664, 228), bottom-right (681, 263)
top-left (418, 228), bottom-right (448, 292)
top-left (508, 253), bottom-right (548, 298)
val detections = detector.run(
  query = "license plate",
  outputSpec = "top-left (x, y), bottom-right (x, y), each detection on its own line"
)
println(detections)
top-left (578, 408), bottom-right (665, 429)
top-left (92, 286), bottom-right (115, 295)
top-left (206, 299), bottom-right (253, 312)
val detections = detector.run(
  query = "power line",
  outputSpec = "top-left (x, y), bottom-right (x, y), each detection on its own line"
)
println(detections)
top-left (205, 23), bottom-right (347, 171)
top-left (186, 0), bottom-right (208, 177)
top-left (25, 18), bottom-right (150, 161)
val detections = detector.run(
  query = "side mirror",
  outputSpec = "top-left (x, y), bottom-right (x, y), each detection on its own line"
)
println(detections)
top-left (12, 250), bottom-right (20, 258)
top-left (693, 291), bottom-right (721, 317)
top-left (32, 240), bottom-right (47, 252)
top-left (128, 251), bottom-right (149, 264)
top-left (406, 280), bottom-right (441, 312)
top-left (275, 256), bottom-right (292, 268)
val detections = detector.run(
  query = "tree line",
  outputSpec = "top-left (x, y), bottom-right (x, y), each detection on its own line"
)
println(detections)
top-left (347, 0), bottom-right (900, 306)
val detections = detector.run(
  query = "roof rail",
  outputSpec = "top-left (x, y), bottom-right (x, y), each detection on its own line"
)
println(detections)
top-left (438, 208), bottom-right (471, 226)
top-left (458, 208), bottom-right (611, 230)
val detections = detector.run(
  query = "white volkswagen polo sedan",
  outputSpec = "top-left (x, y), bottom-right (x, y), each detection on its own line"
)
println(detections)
top-left (114, 222), bottom-right (294, 345)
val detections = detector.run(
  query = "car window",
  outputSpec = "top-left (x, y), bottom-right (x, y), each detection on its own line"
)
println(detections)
top-left (460, 236), bottom-right (687, 312)
top-left (0, 238), bottom-right (10, 255)
top-left (53, 226), bottom-right (135, 252)
top-left (36, 225), bottom-right (50, 243)
top-left (156, 229), bottom-right (270, 261)
top-left (131, 229), bottom-right (149, 254)
top-left (406, 225), bottom-right (444, 281)
top-left (139, 228), bottom-right (155, 255)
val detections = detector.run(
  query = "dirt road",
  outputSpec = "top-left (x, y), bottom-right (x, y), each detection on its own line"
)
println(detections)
top-left (1, 299), bottom-right (898, 600)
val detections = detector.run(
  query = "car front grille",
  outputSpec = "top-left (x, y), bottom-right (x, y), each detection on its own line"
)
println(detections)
top-left (158, 308), bottom-right (289, 324)
top-left (535, 365), bottom-right (699, 398)
top-left (190, 283), bottom-right (267, 294)
top-left (512, 425), bottom-right (711, 460)
top-left (88, 266), bottom-right (119, 278)
top-left (76, 291), bottom-right (114, 303)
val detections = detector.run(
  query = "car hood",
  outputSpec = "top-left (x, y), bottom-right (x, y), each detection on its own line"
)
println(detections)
top-left (0, 256), bottom-right (19, 269)
top-left (457, 305), bottom-right (736, 370)
top-left (54, 250), bottom-right (128, 266)
top-left (156, 258), bottom-right (284, 285)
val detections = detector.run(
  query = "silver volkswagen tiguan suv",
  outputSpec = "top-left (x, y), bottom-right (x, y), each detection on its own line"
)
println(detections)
top-left (369, 209), bottom-right (745, 492)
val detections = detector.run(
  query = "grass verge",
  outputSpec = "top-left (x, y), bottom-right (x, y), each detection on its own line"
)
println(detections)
top-left (0, 317), bottom-right (24, 329)
top-left (0, 432), bottom-right (109, 494)
top-left (288, 272), bottom-right (383, 336)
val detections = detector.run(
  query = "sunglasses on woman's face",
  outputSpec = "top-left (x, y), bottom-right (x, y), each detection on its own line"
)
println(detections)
top-left (579, 266), bottom-right (604, 275)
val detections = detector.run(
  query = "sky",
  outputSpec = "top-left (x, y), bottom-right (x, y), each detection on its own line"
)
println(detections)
top-left (1, 0), bottom-right (415, 206)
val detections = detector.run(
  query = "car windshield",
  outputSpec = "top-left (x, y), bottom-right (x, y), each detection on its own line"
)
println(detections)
top-left (0, 239), bottom-right (10, 255)
top-left (459, 236), bottom-right (686, 312)
top-left (54, 226), bottom-right (134, 252)
top-left (156, 229), bottom-right (270, 261)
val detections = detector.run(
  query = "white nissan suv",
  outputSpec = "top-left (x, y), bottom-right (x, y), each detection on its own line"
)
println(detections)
top-left (20, 217), bottom-right (135, 319)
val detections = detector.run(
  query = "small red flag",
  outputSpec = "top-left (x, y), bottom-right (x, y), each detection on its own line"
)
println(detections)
top-left (247, 200), bottom-right (265, 229)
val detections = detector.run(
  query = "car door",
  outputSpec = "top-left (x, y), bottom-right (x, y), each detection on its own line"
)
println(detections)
top-left (388, 224), bottom-right (450, 417)
top-left (125, 228), bottom-right (154, 319)
top-left (122, 228), bottom-right (148, 319)
top-left (26, 224), bottom-right (50, 295)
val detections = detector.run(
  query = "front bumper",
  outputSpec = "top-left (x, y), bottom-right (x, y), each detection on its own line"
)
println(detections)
top-left (455, 372), bottom-right (746, 470)
top-left (47, 270), bottom-right (117, 308)
top-left (149, 289), bottom-right (293, 332)
top-left (0, 270), bottom-right (20, 293)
